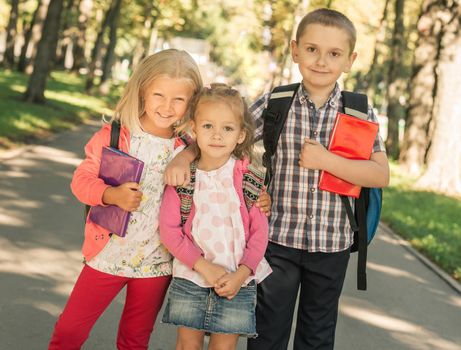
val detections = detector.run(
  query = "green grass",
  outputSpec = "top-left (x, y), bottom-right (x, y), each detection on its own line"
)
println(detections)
top-left (0, 69), bottom-right (120, 148)
top-left (382, 163), bottom-right (461, 281)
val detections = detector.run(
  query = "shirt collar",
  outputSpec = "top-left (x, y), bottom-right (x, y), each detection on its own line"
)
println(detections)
top-left (297, 82), bottom-right (341, 109)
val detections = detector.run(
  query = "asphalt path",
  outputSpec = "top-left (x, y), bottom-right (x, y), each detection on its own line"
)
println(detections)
top-left (1, 120), bottom-right (460, 350)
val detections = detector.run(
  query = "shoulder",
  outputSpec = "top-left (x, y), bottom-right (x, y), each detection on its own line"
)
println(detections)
top-left (249, 92), bottom-right (270, 114)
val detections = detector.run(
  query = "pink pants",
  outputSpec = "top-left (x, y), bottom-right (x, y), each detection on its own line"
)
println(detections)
top-left (49, 264), bottom-right (171, 350)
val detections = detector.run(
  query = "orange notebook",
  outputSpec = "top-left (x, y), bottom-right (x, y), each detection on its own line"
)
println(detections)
top-left (318, 112), bottom-right (379, 198)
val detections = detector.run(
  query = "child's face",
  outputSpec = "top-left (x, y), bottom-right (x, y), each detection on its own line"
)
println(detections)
top-left (191, 101), bottom-right (246, 166)
top-left (140, 75), bottom-right (194, 137)
top-left (291, 24), bottom-right (357, 93)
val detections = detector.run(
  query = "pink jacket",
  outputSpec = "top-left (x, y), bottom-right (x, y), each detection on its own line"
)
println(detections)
top-left (71, 123), bottom-right (131, 261)
top-left (159, 159), bottom-right (269, 274)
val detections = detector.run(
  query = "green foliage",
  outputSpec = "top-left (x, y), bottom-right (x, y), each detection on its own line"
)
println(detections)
top-left (382, 163), bottom-right (461, 281)
top-left (0, 70), bottom-right (118, 148)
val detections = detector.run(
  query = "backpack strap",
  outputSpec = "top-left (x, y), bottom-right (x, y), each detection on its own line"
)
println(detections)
top-left (262, 83), bottom-right (300, 186)
top-left (176, 162), bottom-right (197, 225)
top-left (340, 91), bottom-right (370, 291)
top-left (242, 163), bottom-right (265, 210)
top-left (110, 120), bottom-right (121, 148)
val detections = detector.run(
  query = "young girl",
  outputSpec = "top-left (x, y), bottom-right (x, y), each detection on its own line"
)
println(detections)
top-left (48, 49), bottom-right (203, 350)
top-left (159, 84), bottom-right (272, 350)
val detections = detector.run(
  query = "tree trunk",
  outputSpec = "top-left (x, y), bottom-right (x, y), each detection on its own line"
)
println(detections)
top-left (399, 0), bottom-right (446, 175)
top-left (364, 0), bottom-right (391, 101)
top-left (417, 4), bottom-right (461, 194)
top-left (17, 0), bottom-right (49, 73)
top-left (55, 0), bottom-right (77, 68)
top-left (85, 2), bottom-right (116, 92)
top-left (24, 0), bottom-right (64, 104)
top-left (385, 0), bottom-right (406, 159)
top-left (3, 0), bottom-right (20, 68)
top-left (98, 0), bottom-right (123, 95)
top-left (72, 0), bottom-right (92, 71)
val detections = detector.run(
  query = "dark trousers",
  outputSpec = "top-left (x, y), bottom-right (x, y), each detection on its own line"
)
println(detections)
top-left (247, 242), bottom-right (350, 350)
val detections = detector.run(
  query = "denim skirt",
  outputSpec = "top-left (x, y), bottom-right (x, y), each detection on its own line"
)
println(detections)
top-left (162, 277), bottom-right (257, 337)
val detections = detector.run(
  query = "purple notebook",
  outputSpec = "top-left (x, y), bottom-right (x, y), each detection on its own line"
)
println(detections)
top-left (89, 147), bottom-right (144, 237)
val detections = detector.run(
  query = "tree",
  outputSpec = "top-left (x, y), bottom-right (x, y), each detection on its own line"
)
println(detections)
top-left (417, 2), bottom-right (461, 194)
top-left (2, 0), bottom-right (20, 68)
top-left (72, 0), bottom-right (93, 71)
top-left (399, 0), bottom-right (445, 175)
top-left (98, 0), bottom-right (123, 95)
top-left (24, 0), bottom-right (64, 104)
top-left (385, 0), bottom-right (406, 159)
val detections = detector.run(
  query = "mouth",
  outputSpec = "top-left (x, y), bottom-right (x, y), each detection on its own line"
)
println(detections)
top-left (209, 144), bottom-right (225, 148)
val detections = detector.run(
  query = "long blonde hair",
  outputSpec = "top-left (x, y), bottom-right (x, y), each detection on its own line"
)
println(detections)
top-left (112, 49), bottom-right (203, 134)
top-left (190, 83), bottom-right (255, 160)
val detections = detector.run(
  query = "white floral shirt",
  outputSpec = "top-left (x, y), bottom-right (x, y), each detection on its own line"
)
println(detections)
top-left (88, 130), bottom-right (182, 278)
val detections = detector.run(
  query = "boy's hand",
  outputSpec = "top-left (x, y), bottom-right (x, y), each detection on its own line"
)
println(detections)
top-left (299, 138), bottom-right (329, 170)
top-left (214, 265), bottom-right (251, 300)
top-left (193, 258), bottom-right (227, 286)
top-left (102, 182), bottom-right (143, 212)
top-left (255, 188), bottom-right (272, 217)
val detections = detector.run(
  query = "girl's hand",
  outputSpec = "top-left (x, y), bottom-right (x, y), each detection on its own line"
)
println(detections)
top-left (255, 189), bottom-right (272, 217)
top-left (299, 138), bottom-right (329, 170)
top-left (193, 258), bottom-right (227, 286)
top-left (102, 182), bottom-right (143, 212)
top-left (164, 144), bottom-right (198, 186)
top-left (214, 265), bottom-right (251, 300)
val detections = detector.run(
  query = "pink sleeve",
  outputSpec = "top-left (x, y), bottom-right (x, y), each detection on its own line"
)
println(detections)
top-left (239, 205), bottom-right (269, 274)
top-left (70, 129), bottom-right (110, 206)
top-left (159, 185), bottom-right (203, 269)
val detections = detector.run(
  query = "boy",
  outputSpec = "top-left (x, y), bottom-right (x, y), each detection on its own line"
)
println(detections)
top-left (246, 8), bottom-right (389, 350)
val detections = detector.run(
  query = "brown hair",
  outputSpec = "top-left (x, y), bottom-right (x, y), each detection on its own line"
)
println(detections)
top-left (190, 83), bottom-right (255, 160)
top-left (296, 8), bottom-right (356, 53)
top-left (113, 49), bottom-right (203, 134)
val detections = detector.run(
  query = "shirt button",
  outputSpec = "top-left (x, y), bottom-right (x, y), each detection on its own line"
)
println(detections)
top-left (330, 101), bottom-right (336, 107)
top-left (313, 131), bottom-right (318, 136)
top-left (309, 214), bottom-right (314, 219)
top-left (310, 188), bottom-right (315, 192)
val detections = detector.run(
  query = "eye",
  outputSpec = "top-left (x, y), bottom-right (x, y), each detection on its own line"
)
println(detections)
top-left (174, 97), bottom-right (186, 102)
top-left (202, 123), bottom-right (212, 129)
top-left (224, 126), bottom-right (234, 132)
top-left (152, 93), bottom-right (163, 97)
top-left (306, 46), bottom-right (316, 53)
top-left (330, 51), bottom-right (341, 57)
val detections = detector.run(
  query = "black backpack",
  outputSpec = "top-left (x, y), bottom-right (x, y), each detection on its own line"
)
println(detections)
top-left (84, 120), bottom-right (121, 218)
top-left (261, 83), bottom-right (382, 291)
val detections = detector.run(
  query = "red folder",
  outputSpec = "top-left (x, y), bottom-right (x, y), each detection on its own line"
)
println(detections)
top-left (318, 112), bottom-right (378, 198)
top-left (89, 147), bottom-right (144, 237)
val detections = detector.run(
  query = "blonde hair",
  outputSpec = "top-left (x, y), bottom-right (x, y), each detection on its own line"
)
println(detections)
top-left (112, 49), bottom-right (203, 134)
top-left (296, 8), bottom-right (356, 53)
top-left (190, 83), bottom-right (255, 160)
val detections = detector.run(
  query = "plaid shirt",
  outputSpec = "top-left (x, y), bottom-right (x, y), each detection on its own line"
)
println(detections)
top-left (251, 83), bottom-right (386, 252)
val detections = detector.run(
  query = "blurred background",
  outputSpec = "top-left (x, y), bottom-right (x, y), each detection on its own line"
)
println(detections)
top-left (0, 0), bottom-right (460, 306)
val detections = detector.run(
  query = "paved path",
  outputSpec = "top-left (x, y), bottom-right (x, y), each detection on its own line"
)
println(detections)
top-left (1, 121), bottom-right (460, 350)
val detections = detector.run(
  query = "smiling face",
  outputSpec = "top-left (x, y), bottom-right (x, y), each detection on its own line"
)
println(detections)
top-left (291, 24), bottom-right (357, 94)
top-left (140, 75), bottom-right (194, 138)
top-left (191, 101), bottom-right (246, 170)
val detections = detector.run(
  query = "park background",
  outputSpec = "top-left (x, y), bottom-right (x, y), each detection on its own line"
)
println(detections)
top-left (0, 0), bottom-right (460, 349)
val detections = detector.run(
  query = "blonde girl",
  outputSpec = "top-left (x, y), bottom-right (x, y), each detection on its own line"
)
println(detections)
top-left (159, 84), bottom-right (272, 350)
top-left (49, 49), bottom-right (202, 350)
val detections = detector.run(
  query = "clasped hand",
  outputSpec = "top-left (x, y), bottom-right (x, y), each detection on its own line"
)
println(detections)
top-left (299, 138), bottom-right (329, 170)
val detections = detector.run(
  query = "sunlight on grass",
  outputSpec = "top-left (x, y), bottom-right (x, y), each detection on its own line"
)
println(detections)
top-left (384, 162), bottom-right (461, 281)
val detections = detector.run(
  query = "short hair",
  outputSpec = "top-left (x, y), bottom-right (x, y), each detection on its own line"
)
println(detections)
top-left (190, 83), bottom-right (255, 161)
top-left (113, 49), bottom-right (203, 134)
top-left (296, 8), bottom-right (357, 53)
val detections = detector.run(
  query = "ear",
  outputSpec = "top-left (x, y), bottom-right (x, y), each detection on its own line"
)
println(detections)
top-left (344, 51), bottom-right (358, 73)
top-left (237, 129), bottom-right (246, 144)
top-left (291, 40), bottom-right (299, 63)
top-left (190, 120), bottom-right (196, 138)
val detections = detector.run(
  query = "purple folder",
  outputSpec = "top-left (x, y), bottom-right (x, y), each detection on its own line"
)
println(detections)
top-left (89, 147), bottom-right (144, 237)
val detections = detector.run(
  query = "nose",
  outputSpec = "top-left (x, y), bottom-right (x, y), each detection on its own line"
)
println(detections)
top-left (316, 53), bottom-right (327, 66)
top-left (159, 99), bottom-right (174, 114)
top-left (212, 130), bottom-right (223, 139)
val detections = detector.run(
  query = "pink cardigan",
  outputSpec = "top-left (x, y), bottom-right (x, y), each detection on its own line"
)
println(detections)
top-left (159, 159), bottom-right (269, 274)
top-left (71, 123), bottom-right (131, 261)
